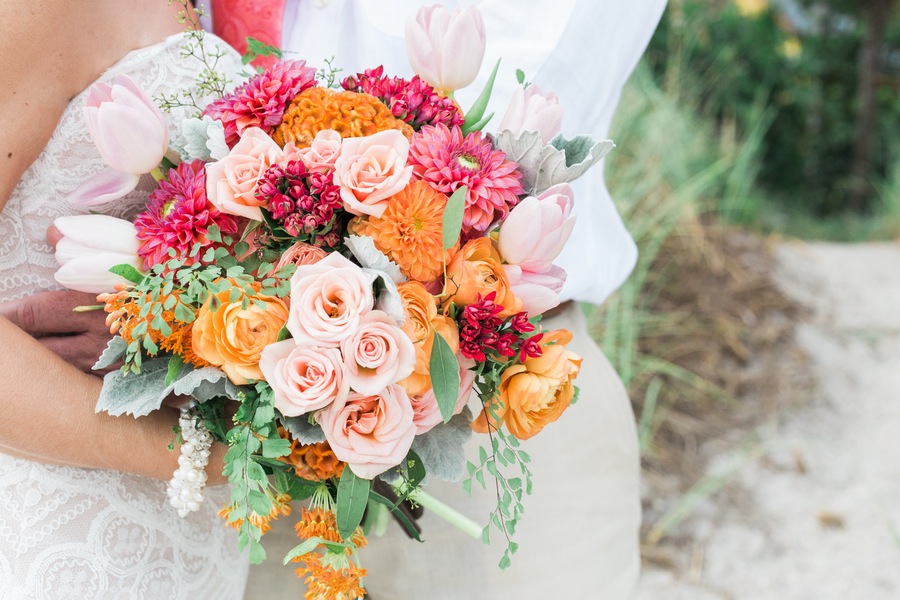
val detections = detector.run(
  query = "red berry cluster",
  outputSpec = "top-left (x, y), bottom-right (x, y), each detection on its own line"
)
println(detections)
top-left (459, 293), bottom-right (544, 363)
top-left (255, 160), bottom-right (343, 248)
top-left (341, 66), bottom-right (464, 131)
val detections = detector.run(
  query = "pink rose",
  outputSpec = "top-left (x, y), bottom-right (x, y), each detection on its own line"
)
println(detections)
top-left (498, 183), bottom-right (576, 272)
top-left (298, 129), bottom-right (342, 174)
top-left (504, 264), bottom-right (567, 317)
top-left (411, 358), bottom-right (477, 434)
top-left (498, 83), bottom-right (564, 144)
top-left (341, 311), bottom-right (416, 395)
top-left (287, 252), bottom-right (376, 347)
top-left (317, 384), bottom-right (417, 479)
top-left (333, 130), bottom-right (413, 218)
top-left (259, 341), bottom-right (348, 417)
top-left (274, 242), bottom-right (327, 272)
top-left (206, 127), bottom-right (296, 221)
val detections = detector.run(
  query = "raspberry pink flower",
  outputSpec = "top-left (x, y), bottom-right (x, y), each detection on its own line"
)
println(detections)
top-left (203, 60), bottom-right (317, 147)
top-left (134, 160), bottom-right (238, 268)
top-left (408, 124), bottom-right (523, 234)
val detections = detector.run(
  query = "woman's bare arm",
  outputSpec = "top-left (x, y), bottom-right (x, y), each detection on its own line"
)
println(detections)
top-left (0, 2), bottom-right (230, 482)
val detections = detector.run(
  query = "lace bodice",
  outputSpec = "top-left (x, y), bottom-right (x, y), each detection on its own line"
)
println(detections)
top-left (0, 33), bottom-right (251, 599)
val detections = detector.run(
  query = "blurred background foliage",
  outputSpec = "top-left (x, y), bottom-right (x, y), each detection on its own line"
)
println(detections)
top-left (643, 0), bottom-right (900, 236)
top-left (591, 0), bottom-right (898, 542)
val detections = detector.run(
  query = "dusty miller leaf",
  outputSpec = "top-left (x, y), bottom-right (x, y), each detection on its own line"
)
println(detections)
top-left (410, 408), bottom-right (473, 482)
top-left (93, 336), bottom-right (127, 370)
top-left (280, 413), bottom-right (325, 443)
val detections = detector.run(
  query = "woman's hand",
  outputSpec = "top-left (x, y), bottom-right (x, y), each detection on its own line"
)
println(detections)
top-left (0, 290), bottom-right (116, 374)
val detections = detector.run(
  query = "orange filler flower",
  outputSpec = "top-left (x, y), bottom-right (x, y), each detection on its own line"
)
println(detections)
top-left (273, 87), bottom-right (414, 148)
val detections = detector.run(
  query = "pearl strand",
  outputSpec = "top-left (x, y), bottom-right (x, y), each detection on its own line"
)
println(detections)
top-left (167, 410), bottom-right (212, 518)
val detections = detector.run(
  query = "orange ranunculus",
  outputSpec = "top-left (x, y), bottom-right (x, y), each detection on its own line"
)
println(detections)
top-left (471, 329), bottom-right (581, 440)
top-left (443, 237), bottom-right (523, 317)
top-left (192, 283), bottom-right (289, 385)
top-left (395, 281), bottom-right (459, 396)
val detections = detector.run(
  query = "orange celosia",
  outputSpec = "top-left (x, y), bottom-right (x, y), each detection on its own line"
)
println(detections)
top-left (279, 430), bottom-right (346, 481)
top-left (351, 180), bottom-right (455, 283)
top-left (472, 329), bottom-right (582, 440)
top-left (394, 281), bottom-right (459, 396)
top-left (273, 87), bottom-right (414, 148)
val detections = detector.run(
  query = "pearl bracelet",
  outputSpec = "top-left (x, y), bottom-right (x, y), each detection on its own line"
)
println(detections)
top-left (167, 410), bottom-right (212, 518)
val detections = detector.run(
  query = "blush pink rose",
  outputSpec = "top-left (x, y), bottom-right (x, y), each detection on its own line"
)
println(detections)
top-left (316, 384), bottom-right (417, 479)
top-left (341, 310), bottom-right (416, 395)
top-left (411, 357), bottom-right (477, 434)
top-left (333, 129), bottom-right (413, 218)
top-left (259, 340), bottom-right (348, 416)
top-left (297, 129), bottom-right (342, 174)
top-left (274, 242), bottom-right (327, 272)
top-left (287, 252), bottom-right (376, 347)
top-left (206, 127), bottom-right (299, 221)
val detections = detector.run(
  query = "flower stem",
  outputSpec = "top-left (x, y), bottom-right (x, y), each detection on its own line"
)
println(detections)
top-left (73, 304), bottom-right (105, 312)
top-left (407, 488), bottom-right (482, 539)
top-left (150, 167), bottom-right (166, 182)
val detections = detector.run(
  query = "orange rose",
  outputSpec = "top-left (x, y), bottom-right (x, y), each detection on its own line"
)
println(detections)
top-left (192, 283), bottom-right (289, 385)
top-left (443, 237), bottom-right (523, 317)
top-left (472, 329), bottom-right (581, 440)
top-left (396, 281), bottom-right (459, 396)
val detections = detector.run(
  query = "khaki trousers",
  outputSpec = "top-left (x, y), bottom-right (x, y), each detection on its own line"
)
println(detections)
top-left (244, 303), bottom-right (641, 600)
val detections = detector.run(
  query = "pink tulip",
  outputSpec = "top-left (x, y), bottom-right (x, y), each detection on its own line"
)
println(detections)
top-left (498, 83), bottom-right (564, 144)
top-left (405, 4), bottom-right (486, 93)
top-left (84, 75), bottom-right (169, 175)
top-left (53, 215), bottom-right (142, 293)
top-left (504, 264), bottom-right (567, 317)
top-left (498, 183), bottom-right (576, 272)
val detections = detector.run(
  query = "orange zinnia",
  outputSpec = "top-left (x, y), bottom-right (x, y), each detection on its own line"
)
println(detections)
top-left (353, 180), bottom-right (452, 282)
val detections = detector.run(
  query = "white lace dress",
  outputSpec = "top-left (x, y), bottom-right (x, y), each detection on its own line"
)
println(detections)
top-left (0, 34), bottom-right (250, 599)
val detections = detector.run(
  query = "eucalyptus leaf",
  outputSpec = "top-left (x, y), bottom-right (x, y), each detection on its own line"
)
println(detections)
top-left (280, 413), bottom-right (325, 444)
top-left (429, 330), bottom-right (460, 423)
top-left (409, 408), bottom-right (473, 482)
top-left (494, 130), bottom-right (615, 195)
top-left (346, 235), bottom-right (405, 284)
top-left (336, 468), bottom-right (372, 541)
top-left (92, 336), bottom-right (127, 371)
top-left (441, 186), bottom-right (467, 251)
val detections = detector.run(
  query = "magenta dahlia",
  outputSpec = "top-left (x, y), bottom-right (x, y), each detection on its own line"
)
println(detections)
top-left (134, 160), bottom-right (239, 269)
top-left (408, 124), bottom-right (524, 234)
top-left (341, 66), bottom-right (464, 131)
top-left (203, 60), bottom-right (317, 146)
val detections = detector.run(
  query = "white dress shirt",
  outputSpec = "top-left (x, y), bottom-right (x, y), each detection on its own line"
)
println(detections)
top-left (202, 0), bottom-right (666, 304)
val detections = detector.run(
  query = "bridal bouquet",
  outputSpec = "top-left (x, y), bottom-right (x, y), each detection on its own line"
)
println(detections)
top-left (53, 4), bottom-right (613, 597)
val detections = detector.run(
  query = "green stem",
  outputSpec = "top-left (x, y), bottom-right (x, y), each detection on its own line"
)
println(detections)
top-left (407, 488), bottom-right (482, 539)
top-left (72, 304), bottom-right (105, 312)
top-left (150, 166), bottom-right (166, 182)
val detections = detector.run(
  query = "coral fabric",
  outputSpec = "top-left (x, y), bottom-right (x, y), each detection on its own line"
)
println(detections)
top-left (211, 0), bottom-right (286, 66)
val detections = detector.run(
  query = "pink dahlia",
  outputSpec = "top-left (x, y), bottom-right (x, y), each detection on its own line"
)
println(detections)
top-left (203, 60), bottom-right (317, 147)
top-left (408, 124), bottom-right (524, 234)
top-left (341, 66), bottom-right (464, 131)
top-left (134, 160), bottom-right (239, 269)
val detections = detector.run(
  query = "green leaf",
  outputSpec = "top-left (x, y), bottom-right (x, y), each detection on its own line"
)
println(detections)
top-left (462, 58), bottom-right (500, 135)
top-left (283, 538), bottom-right (323, 564)
top-left (336, 467), bottom-right (372, 541)
top-left (404, 449), bottom-right (426, 490)
top-left (248, 489), bottom-right (272, 516)
top-left (276, 326), bottom-right (290, 342)
top-left (248, 538), bottom-right (267, 564)
top-left (243, 36), bottom-right (283, 65)
top-left (165, 354), bottom-right (184, 386)
top-left (261, 437), bottom-right (291, 459)
top-left (109, 263), bottom-right (144, 284)
top-left (441, 186), bottom-right (467, 251)
top-left (515, 68), bottom-right (526, 85)
top-left (429, 329), bottom-right (460, 423)
top-left (368, 491), bottom-right (423, 542)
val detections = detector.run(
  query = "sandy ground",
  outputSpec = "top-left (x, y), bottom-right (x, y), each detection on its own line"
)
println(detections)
top-left (637, 240), bottom-right (900, 599)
